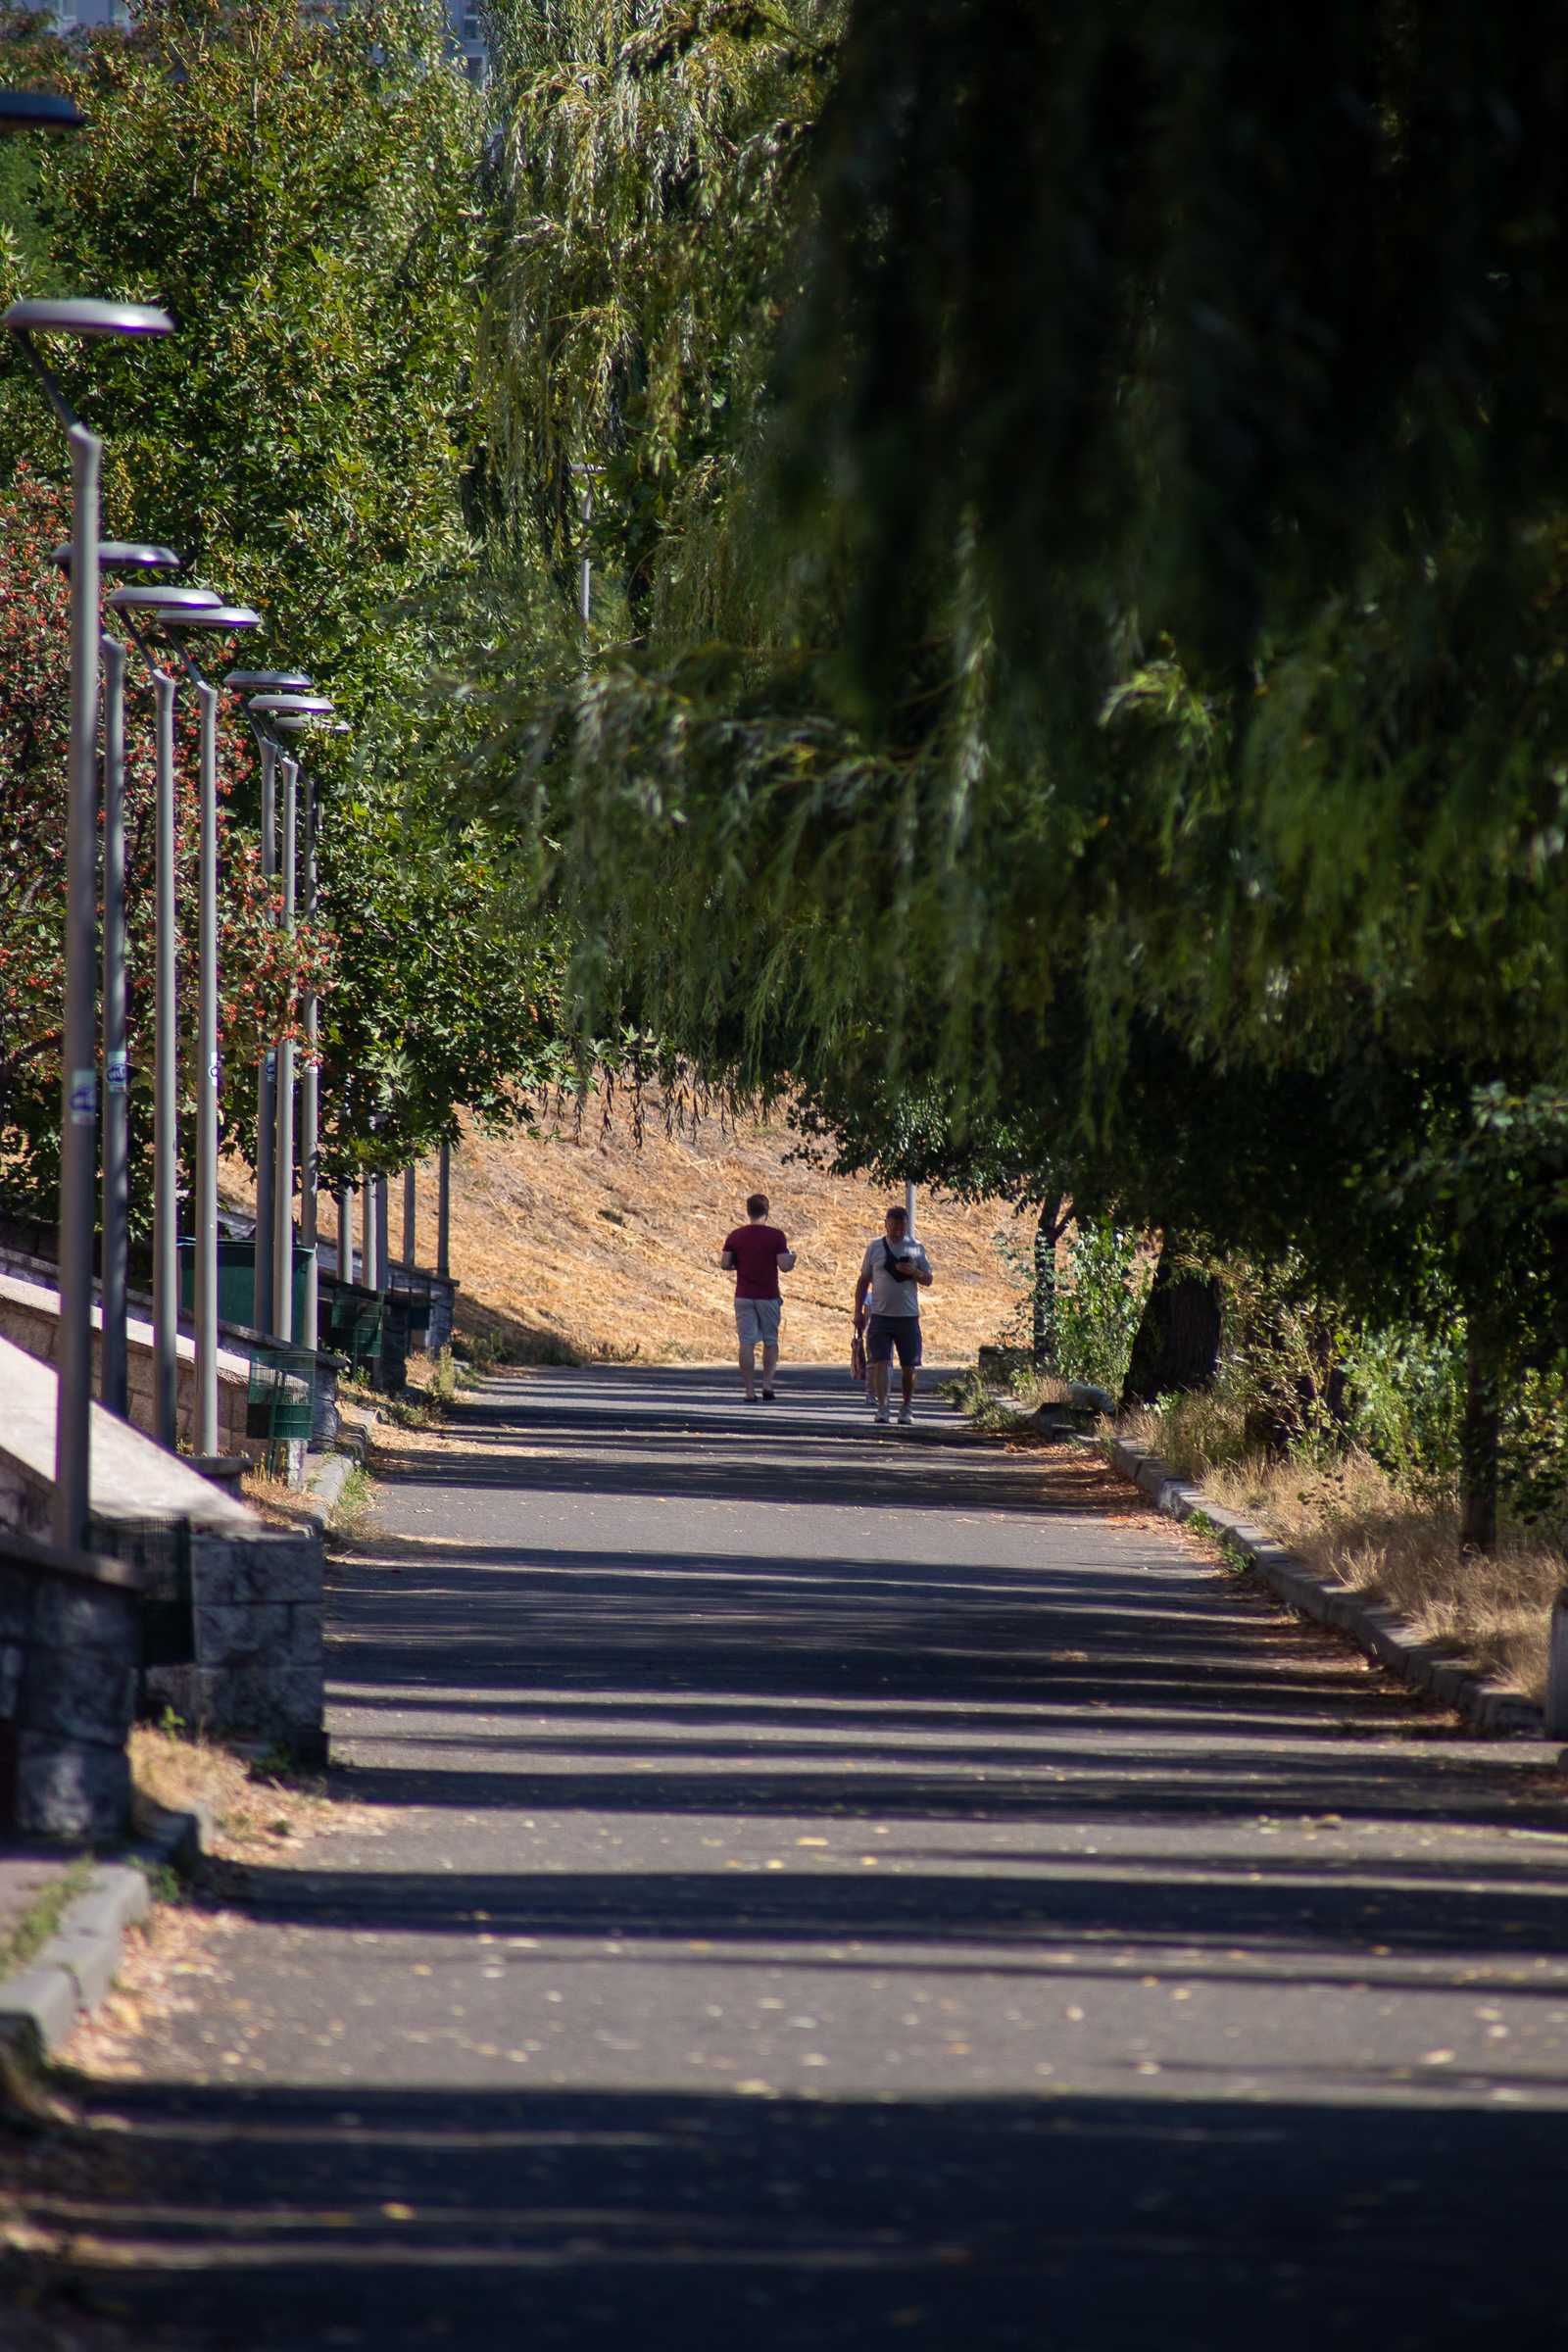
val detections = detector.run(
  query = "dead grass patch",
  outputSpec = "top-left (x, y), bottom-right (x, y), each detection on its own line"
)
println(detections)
top-left (1124, 1406), bottom-right (1562, 1703)
top-left (224, 1095), bottom-right (1022, 1369)
top-left (127, 1723), bottom-right (333, 1863)
top-left (237, 1462), bottom-right (318, 1531)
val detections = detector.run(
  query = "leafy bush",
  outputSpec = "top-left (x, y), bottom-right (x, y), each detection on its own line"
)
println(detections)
top-left (1338, 1316), bottom-right (1463, 1497)
top-left (1055, 1217), bottom-right (1150, 1395)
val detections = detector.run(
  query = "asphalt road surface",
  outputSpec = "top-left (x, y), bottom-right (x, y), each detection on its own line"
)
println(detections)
top-left (49, 1365), bottom-right (1568, 2348)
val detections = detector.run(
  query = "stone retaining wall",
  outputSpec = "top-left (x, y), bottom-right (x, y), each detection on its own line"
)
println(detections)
top-left (0, 1533), bottom-right (141, 1839)
top-left (0, 1267), bottom-right (255, 1459)
top-left (138, 1524), bottom-right (326, 1764)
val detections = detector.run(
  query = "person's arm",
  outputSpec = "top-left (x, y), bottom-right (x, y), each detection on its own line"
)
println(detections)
top-left (718, 1244), bottom-right (736, 1271)
top-left (776, 1243), bottom-right (797, 1273)
top-left (854, 1267), bottom-right (871, 1328)
top-left (914, 1253), bottom-right (933, 1288)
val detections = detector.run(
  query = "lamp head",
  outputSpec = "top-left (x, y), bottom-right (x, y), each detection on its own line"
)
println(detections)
top-left (247, 694), bottom-right (334, 716)
top-left (107, 585), bottom-right (222, 614)
top-left (54, 541), bottom-right (181, 575)
top-left (165, 606), bottom-right (261, 633)
top-left (224, 669), bottom-right (313, 692)
top-left (0, 91), bottom-right (85, 133)
top-left (4, 297), bottom-right (172, 341)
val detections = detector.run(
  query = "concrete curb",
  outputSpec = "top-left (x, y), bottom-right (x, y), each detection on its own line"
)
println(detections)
top-left (0, 1790), bottom-right (209, 2065)
top-left (1099, 1435), bottom-right (1544, 1739)
top-left (294, 1424), bottom-right (368, 1529)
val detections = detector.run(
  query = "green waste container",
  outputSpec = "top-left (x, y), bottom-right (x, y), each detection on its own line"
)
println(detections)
top-left (318, 1278), bottom-right (384, 1383)
top-left (179, 1237), bottom-right (315, 1337)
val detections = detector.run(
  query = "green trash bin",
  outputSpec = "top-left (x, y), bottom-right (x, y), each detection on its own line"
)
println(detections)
top-left (245, 1342), bottom-right (315, 1470)
top-left (179, 1238), bottom-right (315, 1337)
top-left (319, 1279), bottom-right (383, 1384)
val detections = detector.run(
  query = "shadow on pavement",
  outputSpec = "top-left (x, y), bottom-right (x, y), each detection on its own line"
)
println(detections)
top-left (37, 2076), bottom-right (1568, 2350)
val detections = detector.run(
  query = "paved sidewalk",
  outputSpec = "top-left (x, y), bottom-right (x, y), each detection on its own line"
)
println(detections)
top-left (22, 1364), bottom-right (1568, 2350)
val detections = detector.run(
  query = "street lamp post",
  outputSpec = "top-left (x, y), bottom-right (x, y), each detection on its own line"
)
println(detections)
top-left (361, 1157), bottom-right (378, 1294)
top-left (249, 699), bottom-right (335, 1345)
top-left (106, 583), bottom-right (227, 1450)
top-left (53, 539), bottom-right (181, 1421)
top-left (3, 295), bottom-right (173, 1544)
top-left (298, 763), bottom-right (324, 1350)
top-left (225, 669), bottom-right (312, 1335)
top-left (270, 749), bottom-right (297, 1339)
top-left (151, 603), bottom-right (262, 1452)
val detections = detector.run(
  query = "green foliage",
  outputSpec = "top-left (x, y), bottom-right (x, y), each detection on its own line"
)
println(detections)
top-left (0, 0), bottom-right (567, 1184)
top-left (0, 467), bottom-right (323, 1227)
top-left (461, 0), bottom-right (1568, 1547)
top-left (478, 0), bottom-right (841, 618)
top-left (1054, 1218), bottom-right (1150, 1397)
top-left (1338, 1317), bottom-right (1465, 1501)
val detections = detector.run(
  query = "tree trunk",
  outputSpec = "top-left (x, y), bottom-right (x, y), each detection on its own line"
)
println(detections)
top-left (1031, 1194), bottom-right (1067, 1369)
top-left (1459, 1309), bottom-right (1500, 1555)
top-left (1121, 1231), bottom-right (1221, 1410)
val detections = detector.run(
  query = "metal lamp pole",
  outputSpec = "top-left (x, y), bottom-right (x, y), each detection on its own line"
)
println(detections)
top-left (248, 698), bottom-right (335, 1344)
top-left (273, 751), bottom-right (298, 1340)
top-left (53, 540), bottom-right (181, 1420)
top-left (153, 604), bottom-right (262, 1452)
top-left (106, 585), bottom-right (231, 1450)
top-left (3, 295), bottom-right (172, 1544)
top-left (299, 770), bottom-right (320, 1348)
top-left (296, 730), bottom-right (346, 1352)
top-left (225, 668), bottom-right (313, 1335)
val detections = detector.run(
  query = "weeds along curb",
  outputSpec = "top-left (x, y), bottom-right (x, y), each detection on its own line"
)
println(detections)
top-left (291, 1416), bottom-right (374, 1531)
top-left (1100, 1434), bottom-right (1544, 1741)
top-left (0, 1791), bottom-right (208, 2068)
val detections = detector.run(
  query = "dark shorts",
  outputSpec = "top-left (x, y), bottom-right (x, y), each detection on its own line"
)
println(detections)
top-left (867, 1313), bottom-right (921, 1368)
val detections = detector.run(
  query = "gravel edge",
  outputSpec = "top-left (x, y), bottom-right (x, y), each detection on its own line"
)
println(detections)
top-left (1099, 1433), bottom-right (1544, 1741)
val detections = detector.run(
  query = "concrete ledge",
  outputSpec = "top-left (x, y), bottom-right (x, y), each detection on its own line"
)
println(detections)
top-left (1102, 1435), bottom-right (1545, 1740)
top-left (0, 1855), bottom-right (156, 2062)
top-left (0, 1789), bottom-right (211, 2069)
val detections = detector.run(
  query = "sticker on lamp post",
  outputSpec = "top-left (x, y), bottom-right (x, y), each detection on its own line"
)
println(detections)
top-left (69, 1069), bottom-right (97, 1125)
top-left (106, 1054), bottom-right (129, 1094)
top-left (207, 1053), bottom-right (220, 1089)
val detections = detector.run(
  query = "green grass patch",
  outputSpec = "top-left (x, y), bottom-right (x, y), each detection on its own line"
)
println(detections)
top-left (0, 1856), bottom-right (93, 1984)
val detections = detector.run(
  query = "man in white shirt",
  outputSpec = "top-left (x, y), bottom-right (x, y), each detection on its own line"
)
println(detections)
top-left (853, 1204), bottom-right (933, 1426)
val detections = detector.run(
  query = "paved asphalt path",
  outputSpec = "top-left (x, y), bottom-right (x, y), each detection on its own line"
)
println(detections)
top-left (48, 1365), bottom-right (1568, 2349)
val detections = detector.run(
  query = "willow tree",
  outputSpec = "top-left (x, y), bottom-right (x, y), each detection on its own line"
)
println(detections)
top-left (477, 0), bottom-right (842, 630)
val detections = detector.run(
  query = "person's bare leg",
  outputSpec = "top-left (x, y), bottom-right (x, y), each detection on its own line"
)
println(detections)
top-left (902, 1362), bottom-right (917, 1411)
top-left (738, 1340), bottom-right (757, 1397)
top-left (871, 1359), bottom-right (890, 1415)
top-left (761, 1341), bottom-right (779, 1395)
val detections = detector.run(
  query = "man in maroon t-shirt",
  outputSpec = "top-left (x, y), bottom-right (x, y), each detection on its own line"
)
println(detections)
top-left (718, 1193), bottom-right (797, 1401)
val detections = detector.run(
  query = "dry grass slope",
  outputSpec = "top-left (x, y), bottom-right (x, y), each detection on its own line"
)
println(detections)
top-left (227, 1096), bottom-right (1021, 1368)
top-left (429, 1101), bottom-right (1020, 1366)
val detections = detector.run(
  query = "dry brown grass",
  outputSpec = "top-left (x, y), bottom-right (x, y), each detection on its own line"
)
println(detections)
top-left (237, 1462), bottom-right (318, 1530)
top-left (1125, 1406), bottom-right (1561, 1702)
top-left (226, 1094), bottom-right (1022, 1367)
top-left (127, 1723), bottom-right (334, 1862)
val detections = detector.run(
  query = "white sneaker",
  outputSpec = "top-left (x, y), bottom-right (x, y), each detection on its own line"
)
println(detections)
top-left (874, 1405), bottom-right (891, 1425)
top-left (898, 1405), bottom-right (913, 1425)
